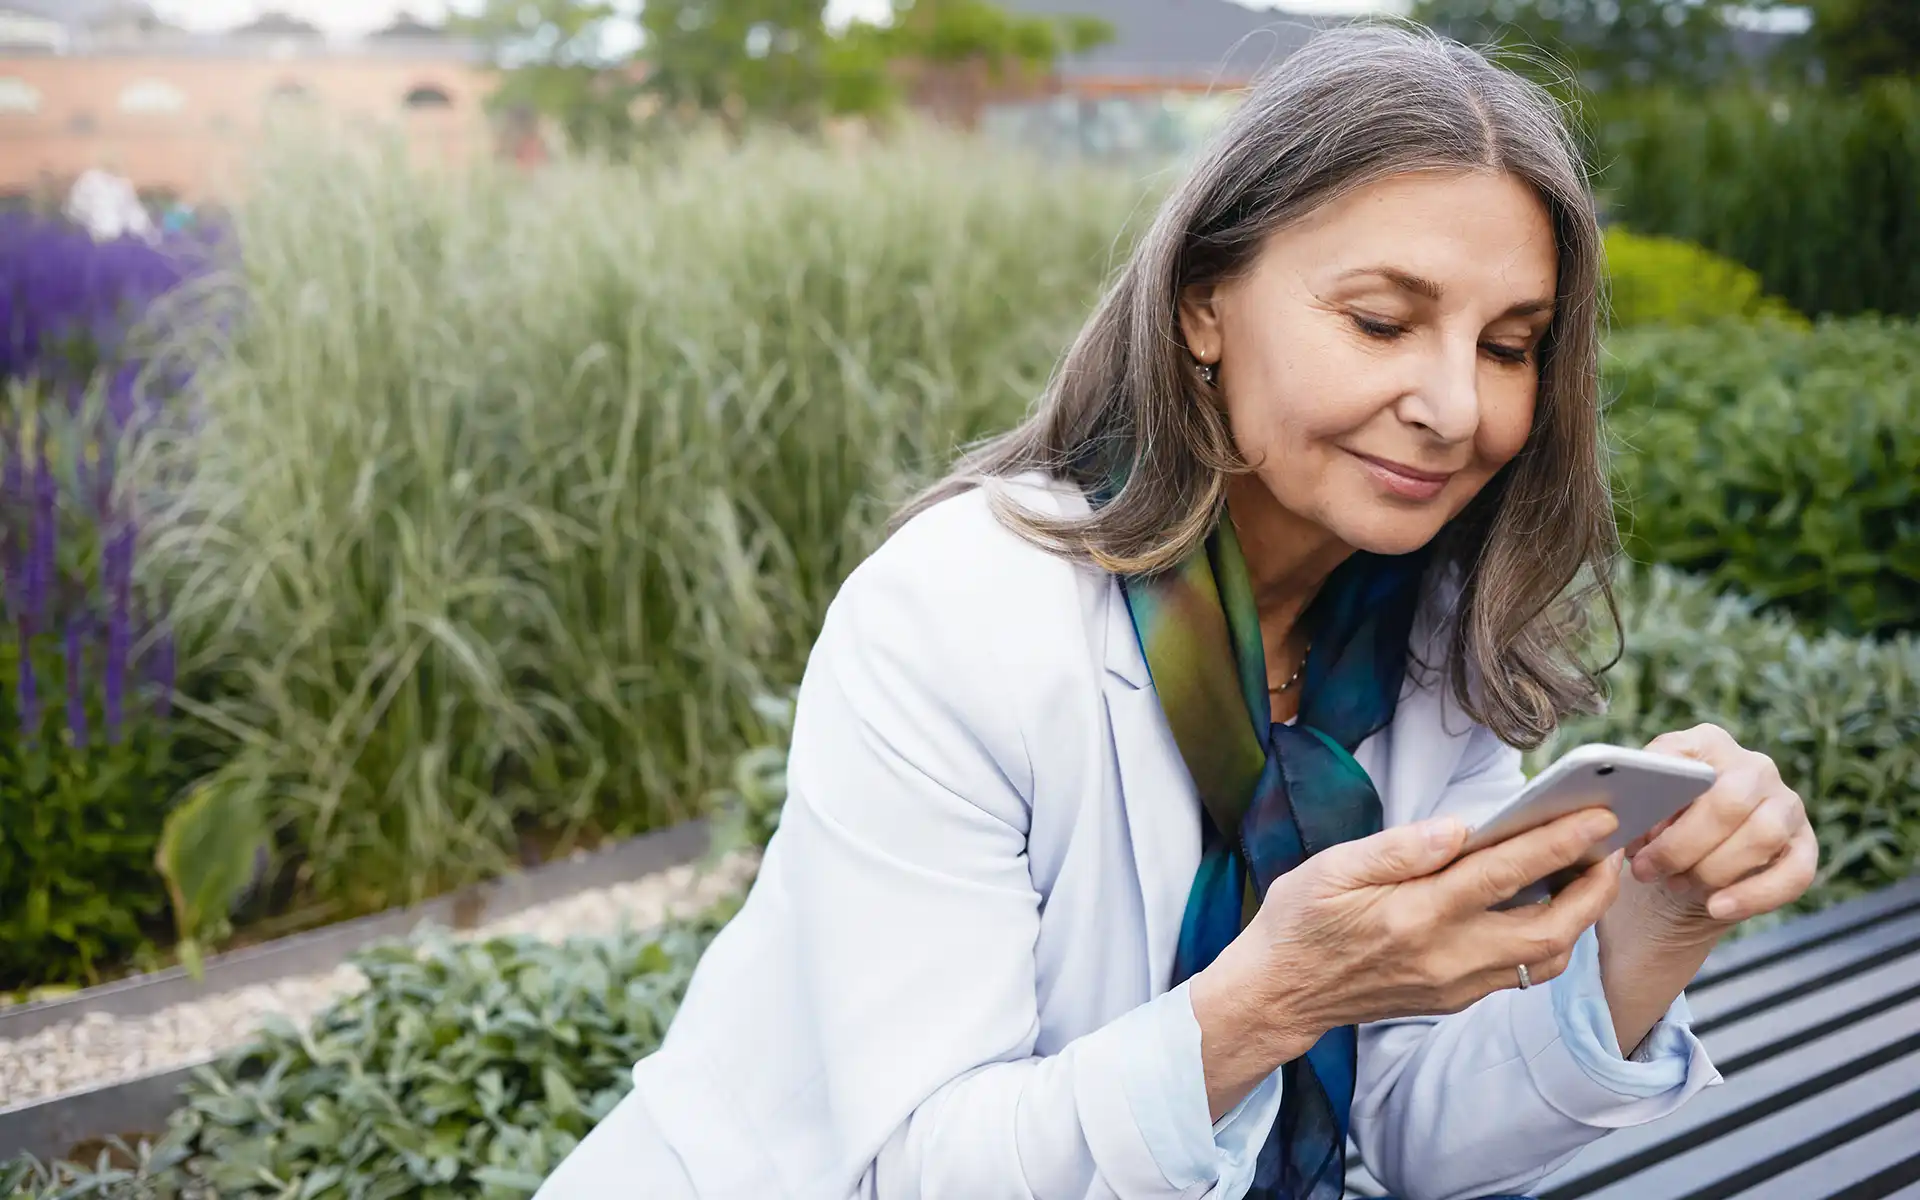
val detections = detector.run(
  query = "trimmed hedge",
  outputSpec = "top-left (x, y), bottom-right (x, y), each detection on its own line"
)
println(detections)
top-left (1605, 317), bottom-right (1920, 635)
top-left (1602, 228), bottom-right (1803, 330)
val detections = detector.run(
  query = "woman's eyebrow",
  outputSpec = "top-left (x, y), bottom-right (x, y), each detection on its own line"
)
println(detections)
top-left (1337, 266), bottom-right (1444, 300)
top-left (1336, 266), bottom-right (1556, 317)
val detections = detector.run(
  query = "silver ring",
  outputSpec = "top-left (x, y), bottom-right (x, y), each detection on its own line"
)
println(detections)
top-left (1516, 964), bottom-right (1532, 990)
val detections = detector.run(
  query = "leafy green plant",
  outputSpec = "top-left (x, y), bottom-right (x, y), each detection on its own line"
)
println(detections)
top-left (1604, 317), bottom-right (1920, 635)
top-left (1, 912), bottom-right (735, 1199)
top-left (154, 773), bottom-right (268, 979)
top-left (1532, 566), bottom-right (1920, 923)
top-left (1, 1138), bottom-right (193, 1200)
top-left (1602, 228), bottom-right (1804, 329)
top-left (157, 911), bottom-right (732, 1199)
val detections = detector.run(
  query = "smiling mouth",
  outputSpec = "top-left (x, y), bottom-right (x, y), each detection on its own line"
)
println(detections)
top-left (1348, 451), bottom-right (1456, 500)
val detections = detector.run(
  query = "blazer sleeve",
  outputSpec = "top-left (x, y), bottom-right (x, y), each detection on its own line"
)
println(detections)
top-left (1348, 725), bottom-right (1723, 1200)
top-left (768, 534), bottom-right (1244, 1199)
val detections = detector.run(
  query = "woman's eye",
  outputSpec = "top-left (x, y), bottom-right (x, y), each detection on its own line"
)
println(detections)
top-left (1483, 342), bottom-right (1533, 365)
top-left (1351, 314), bottom-right (1406, 340)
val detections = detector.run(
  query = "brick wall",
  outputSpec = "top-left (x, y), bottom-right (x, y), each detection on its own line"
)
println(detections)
top-left (0, 52), bottom-right (500, 204)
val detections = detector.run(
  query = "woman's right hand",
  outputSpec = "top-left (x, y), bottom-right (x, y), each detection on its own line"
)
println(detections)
top-left (1188, 808), bottom-right (1623, 1120)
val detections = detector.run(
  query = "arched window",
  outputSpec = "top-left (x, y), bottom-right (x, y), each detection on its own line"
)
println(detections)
top-left (119, 79), bottom-right (187, 115)
top-left (402, 84), bottom-right (454, 110)
top-left (0, 78), bottom-right (40, 114)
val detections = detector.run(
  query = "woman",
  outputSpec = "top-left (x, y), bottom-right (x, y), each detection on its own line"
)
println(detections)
top-left (538, 24), bottom-right (1817, 1200)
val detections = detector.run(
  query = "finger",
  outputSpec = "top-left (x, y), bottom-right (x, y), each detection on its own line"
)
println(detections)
top-left (1518, 946), bottom-right (1577, 991)
top-left (1632, 761), bottom-right (1769, 883)
top-left (1457, 942), bottom-right (1577, 1007)
top-left (1325, 816), bottom-right (1467, 887)
top-left (1487, 851), bottom-right (1621, 972)
top-left (1683, 789), bottom-right (1806, 893)
top-left (1626, 813), bottom-right (1679, 859)
top-left (1440, 807), bottom-right (1617, 911)
top-left (1703, 825), bottom-right (1819, 923)
top-left (1644, 723), bottom-right (1742, 764)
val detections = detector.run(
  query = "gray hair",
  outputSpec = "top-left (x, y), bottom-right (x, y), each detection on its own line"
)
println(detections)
top-left (894, 21), bottom-right (1619, 747)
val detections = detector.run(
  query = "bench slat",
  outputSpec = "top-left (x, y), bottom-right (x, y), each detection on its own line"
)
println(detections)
top-left (1734, 1107), bottom-right (1920, 1200)
top-left (1704, 957), bottom-right (1920, 1073)
top-left (1539, 998), bottom-right (1920, 1193)
top-left (1686, 910), bottom-right (1920, 1031)
top-left (1560, 1043), bottom-right (1920, 1200)
top-left (1868, 1165), bottom-right (1920, 1200)
top-left (1693, 876), bottom-right (1920, 988)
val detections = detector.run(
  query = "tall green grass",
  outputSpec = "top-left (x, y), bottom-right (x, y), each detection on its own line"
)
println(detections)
top-left (144, 128), bottom-right (1148, 914)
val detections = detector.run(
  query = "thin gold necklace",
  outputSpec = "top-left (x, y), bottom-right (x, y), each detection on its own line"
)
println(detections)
top-left (1268, 642), bottom-right (1311, 695)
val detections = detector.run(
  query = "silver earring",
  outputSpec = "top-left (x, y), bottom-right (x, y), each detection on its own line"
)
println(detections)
top-left (1198, 360), bottom-right (1218, 386)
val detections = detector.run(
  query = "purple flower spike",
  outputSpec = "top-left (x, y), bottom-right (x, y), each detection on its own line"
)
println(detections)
top-left (2, 423), bottom-right (21, 503)
top-left (16, 626), bottom-right (37, 740)
top-left (107, 364), bottom-right (138, 430)
top-left (26, 429), bottom-right (55, 628)
top-left (65, 612), bottom-right (88, 751)
top-left (1, 423), bottom-right (20, 621)
top-left (104, 525), bottom-right (133, 743)
top-left (150, 627), bottom-right (175, 720)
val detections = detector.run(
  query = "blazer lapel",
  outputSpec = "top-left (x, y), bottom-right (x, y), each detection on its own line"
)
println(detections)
top-left (1100, 580), bottom-right (1204, 998)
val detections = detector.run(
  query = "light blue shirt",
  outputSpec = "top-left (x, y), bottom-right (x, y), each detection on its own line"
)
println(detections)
top-left (1121, 927), bottom-right (1699, 1196)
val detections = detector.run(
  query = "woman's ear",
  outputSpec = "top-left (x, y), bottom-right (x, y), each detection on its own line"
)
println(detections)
top-left (1177, 282), bottom-right (1223, 364)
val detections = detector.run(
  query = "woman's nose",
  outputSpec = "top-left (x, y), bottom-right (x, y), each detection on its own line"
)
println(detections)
top-left (1398, 337), bottom-right (1482, 443)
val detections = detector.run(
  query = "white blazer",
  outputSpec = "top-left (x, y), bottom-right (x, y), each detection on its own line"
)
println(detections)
top-left (538, 476), bottom-right (1718, 1200)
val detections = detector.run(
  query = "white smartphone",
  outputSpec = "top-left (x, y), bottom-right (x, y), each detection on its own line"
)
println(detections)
top-left (1457, 743), bottom-right (1718, 909)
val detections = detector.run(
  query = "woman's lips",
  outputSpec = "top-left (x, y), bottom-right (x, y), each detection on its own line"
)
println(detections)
top-left (1349, 451), bottom-right (1455, 501)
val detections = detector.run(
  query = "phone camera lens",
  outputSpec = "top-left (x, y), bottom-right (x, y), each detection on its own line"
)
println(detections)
top-left (1595, 765), bottom-right (1616, 776)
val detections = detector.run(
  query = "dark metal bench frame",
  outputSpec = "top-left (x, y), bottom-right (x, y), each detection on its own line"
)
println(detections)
top-left (1350, 876), bottom-right (1920, 1200)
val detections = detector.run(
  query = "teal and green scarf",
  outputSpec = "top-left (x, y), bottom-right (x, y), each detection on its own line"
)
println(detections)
top-left (1120, 512), bottom-right (1429, 1200)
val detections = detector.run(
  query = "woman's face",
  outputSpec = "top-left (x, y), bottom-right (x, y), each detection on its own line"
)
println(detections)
top-left (1178, 169), bottom-right (1558, 560)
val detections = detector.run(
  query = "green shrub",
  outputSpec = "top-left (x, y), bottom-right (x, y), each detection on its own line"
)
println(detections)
top-left (1605, 317), bottom-right (1920, 635)
top-left (1532, 566), bottom-right (1920, 923)
top-left (145, 126), bottom-right (1140, 920)
top-left (1592, 83), bottom-right (1920, 318)
top-left (1602, 228), bottom-right (1803, 329)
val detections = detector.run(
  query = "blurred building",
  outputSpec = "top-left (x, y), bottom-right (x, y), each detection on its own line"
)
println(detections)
top-left (0, 2), bottom-right (499, 204)
top-left (983, 0), bottom-right (1331, 159)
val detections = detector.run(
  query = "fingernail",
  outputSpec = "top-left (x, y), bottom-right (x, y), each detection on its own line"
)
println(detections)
top-left (1584, 812), bottom-right (1617, 839)
top-left (1427, 819), bottom-right (1461, 850)
top-left (1708, 894), bottom-right (1738, 921)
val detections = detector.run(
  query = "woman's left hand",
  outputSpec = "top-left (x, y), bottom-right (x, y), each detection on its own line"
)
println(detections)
top-left (1629, 723), bottom-right (1819, 934)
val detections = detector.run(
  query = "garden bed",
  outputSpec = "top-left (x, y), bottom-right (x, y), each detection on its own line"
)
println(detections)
top-left (0, 819), bottom-right (754, 1163)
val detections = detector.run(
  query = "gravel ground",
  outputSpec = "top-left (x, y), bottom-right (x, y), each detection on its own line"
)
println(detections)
top-left (0, 850), bottom-right (760, 1111)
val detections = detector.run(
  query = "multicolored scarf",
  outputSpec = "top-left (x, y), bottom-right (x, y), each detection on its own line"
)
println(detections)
top-left (1119, 512), bottom-right (1429, 1200)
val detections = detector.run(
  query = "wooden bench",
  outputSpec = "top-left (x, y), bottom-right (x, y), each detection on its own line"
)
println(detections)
top-left (1347, 875), bottom-right (1920, 1200)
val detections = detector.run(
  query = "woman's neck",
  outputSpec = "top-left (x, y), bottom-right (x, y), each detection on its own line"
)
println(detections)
top-left (1224, 476), bottom-right (1354, 682)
